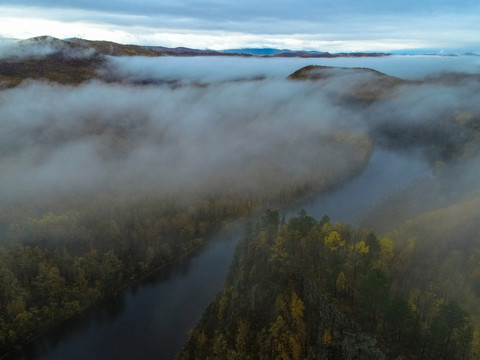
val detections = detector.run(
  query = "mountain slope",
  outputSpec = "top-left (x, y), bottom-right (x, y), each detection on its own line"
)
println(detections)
top-left (0, 36), bottom-right (236, 87)
top-left (178, 213), bottom-right (388, 360)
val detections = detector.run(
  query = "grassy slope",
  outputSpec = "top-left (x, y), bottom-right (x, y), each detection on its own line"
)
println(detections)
top-left (0, 55), bottom-right (104, 88)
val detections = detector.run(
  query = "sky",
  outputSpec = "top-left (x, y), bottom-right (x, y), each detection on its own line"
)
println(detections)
top-left (0, 1), bottom-right (479, 52)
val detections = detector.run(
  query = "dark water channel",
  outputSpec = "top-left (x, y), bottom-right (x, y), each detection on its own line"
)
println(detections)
top-left (9, 148), bottom-right (431, 360)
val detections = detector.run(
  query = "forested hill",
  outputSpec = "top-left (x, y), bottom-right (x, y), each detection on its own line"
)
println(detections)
top-left (178, 210), bottom-right (475, 359)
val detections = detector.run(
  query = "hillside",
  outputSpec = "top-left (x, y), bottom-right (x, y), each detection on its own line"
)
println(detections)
top-left (66, 37), bottom-right (233, 57)
top-left (0, 54), bottom-right (105, 87)
top-left (178, 210), bottom-right (474, 359)
top-left (0, 36), bottom-right (237, 88)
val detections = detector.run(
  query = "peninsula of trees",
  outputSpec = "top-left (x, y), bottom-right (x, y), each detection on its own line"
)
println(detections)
top-left (179, 209), bottom-right (475, 359)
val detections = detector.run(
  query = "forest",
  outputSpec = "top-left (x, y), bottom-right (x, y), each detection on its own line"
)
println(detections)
top-left (179, 209), bottom-right (476, 359)
top-left (2, 38), bottom-right (480, 359)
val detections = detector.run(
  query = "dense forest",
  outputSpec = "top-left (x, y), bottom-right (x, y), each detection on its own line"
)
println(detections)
top-left (179, 209), bottom-right (475, 359)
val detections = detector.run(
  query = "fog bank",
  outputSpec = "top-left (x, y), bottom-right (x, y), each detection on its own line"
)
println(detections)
top-left (105, 55), bottom-right (480, 83)
top-left (1, 55), bottom-right (480, 211)
top-left (0, 78), bottom-right (363, 202)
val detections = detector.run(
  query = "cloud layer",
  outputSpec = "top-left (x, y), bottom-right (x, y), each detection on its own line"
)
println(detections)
top-left (1, 56), bottom-right (480, 209)
top-left (0, 76), bottom-right (355, 203)
top-left (0, 1), bottom-right (480, 52)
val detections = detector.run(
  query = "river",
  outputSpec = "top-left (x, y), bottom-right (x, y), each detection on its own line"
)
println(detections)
top-left (8, 148), bottom-right (431, 360)
top-left (287, 148), bottom-right (432, 227)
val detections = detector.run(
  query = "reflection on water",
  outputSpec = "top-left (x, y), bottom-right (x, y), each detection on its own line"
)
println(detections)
top-left (9, 148), bottom-right (430, 360)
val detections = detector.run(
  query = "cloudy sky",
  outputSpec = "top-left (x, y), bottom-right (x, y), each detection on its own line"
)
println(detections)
top-left (0, 0), bottom-right (479, 52)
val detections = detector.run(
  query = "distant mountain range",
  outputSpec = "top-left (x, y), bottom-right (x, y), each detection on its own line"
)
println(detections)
top-left (222, 48), bottom-right (295, 56)
top-left (19, 36), bottom-right (234, 57)
top-left (2, 36), bottom-right (478, 60)
top-left (6, 36), bottom-right (390, 58)
top-left (222, 48), bottom-right (389, 57)
top-left (389, 48), bottom-right (480, 56)
top-left (225, 47), bottom-right (480, 57)
top-left (7, 36), bottom-right (478, 58)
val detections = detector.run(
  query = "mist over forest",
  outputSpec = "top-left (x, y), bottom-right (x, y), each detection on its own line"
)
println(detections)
top-left (2, 39), bottom-right (480, 359)
top-left (0, 77), bottom-right (363, 202)
top-left (2, 52), bottom-right (480, 204)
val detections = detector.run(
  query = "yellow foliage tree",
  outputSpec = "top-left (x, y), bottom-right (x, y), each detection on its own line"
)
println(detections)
top-left (291, 291), bottom-right (305, 321)
top-left (269, 315), bottom-right (291, 360)
top-left (290, 291), bottom-right (306, 359)
top-left (354, 240), bottom-right (369, 254)
top-left (325, 231), bottom-right (345, 251)
top-left (235, 319), bottom-right (250, 354)
top-left (336, 272), bottom-right (347, 296)
top-left (322, 330), bottom-right (333, 347)
top-left (379, 237), bottom-right (394, 258)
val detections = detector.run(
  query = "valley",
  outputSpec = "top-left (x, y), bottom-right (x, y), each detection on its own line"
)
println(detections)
top-left (1, 38), bottom-right (480, 359)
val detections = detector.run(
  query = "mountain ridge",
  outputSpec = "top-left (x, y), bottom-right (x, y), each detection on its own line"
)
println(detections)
top-left (6, 36), bottom-right (477, 58)
top-left (6, 36), bottom-right (391, 58)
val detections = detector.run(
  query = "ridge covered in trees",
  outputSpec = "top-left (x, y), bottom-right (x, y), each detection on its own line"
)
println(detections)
top-left (179, 210), bottom-right (475, 359)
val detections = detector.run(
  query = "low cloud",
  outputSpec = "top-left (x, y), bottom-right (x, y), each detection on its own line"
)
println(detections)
top-left (1, 56), bottom-right (480, 213)
top-left (0, 77), bottom-right (359, 203)
top-left (104, 55), bottom-right (480, 83)
top-left (0, 36), bottom-right (94, 60)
